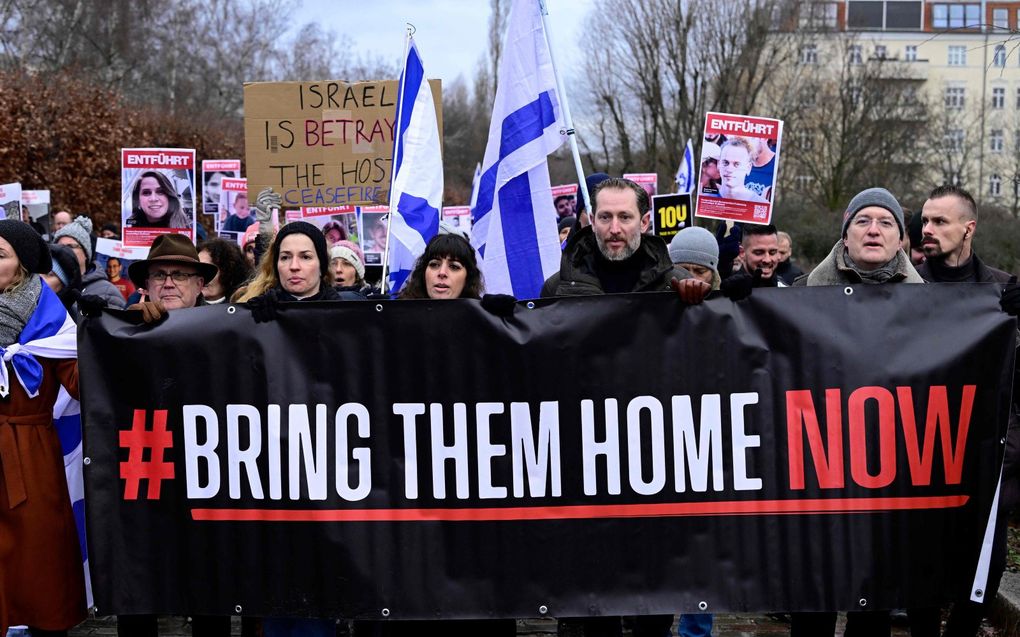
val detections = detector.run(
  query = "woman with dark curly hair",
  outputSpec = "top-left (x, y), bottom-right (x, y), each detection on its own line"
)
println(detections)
top-left (127, 171), bottom-right (190, 228)
top-left (398, 233), bottom-right (483, 300)
top-left (198, 238), bottom-right (253, 304)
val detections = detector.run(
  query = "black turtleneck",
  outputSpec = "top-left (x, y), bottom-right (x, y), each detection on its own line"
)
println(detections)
top-left (926, 256), bottom-right (977, 283)
top-left (593, 249), bottom-right (649, 294)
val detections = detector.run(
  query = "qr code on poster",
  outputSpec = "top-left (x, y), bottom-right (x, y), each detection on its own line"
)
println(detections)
top-left (753, 205), bottom-right (768, 220)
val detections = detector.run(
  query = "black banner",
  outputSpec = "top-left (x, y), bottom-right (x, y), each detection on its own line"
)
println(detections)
top-left (80, 285), bottom-right (1016, 619)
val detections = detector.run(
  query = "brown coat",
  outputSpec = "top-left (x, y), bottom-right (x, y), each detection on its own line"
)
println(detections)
top-left (0, 356), bottom-right (86, 633)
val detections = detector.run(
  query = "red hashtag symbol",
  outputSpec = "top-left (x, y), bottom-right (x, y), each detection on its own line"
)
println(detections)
top-left (119, 409), bottom-right (175, 500)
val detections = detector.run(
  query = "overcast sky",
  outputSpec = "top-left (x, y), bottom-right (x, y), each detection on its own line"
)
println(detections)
top-left (292, 0), bottom-right (587, 85)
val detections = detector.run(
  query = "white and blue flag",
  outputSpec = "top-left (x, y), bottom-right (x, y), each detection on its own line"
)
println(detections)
top-left (471, 0), bottom-right (565, 299)
top-left (675, 138), bottom-right (695, 194)
top-left (0, 281), bottom-right (91, 606)
top-left (386, 36), bottom-right (443, 293)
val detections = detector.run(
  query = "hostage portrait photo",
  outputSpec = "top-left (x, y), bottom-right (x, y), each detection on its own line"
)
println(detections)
top-left (122, 169), bottom-right (194, 229)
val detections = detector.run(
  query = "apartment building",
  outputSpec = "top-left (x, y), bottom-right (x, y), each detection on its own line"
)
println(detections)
top-left (789, 0), bottom-right (1020, 204)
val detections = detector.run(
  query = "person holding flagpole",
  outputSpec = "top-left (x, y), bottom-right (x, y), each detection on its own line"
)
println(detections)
top-left (0, 220), bottom-right (85, 637)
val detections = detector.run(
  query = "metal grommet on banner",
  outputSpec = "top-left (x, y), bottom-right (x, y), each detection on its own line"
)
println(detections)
top-left (526, 301), bottom-right (536, 309)
top-left (227, 306), bottom-right (236, 315)
top-left (844, 286), bottom-right (854, 296)
top-left (234, 605), bottom-right (242, 614)
top-left (381, 608), bottom-right (391, 617)
top-left (83, 457), bottom-right (91, 466)
top-left (375, 304), bottom-right (384, 312)
top-left (539, 605), bottom-right (548, 615)
top-left (858, 598), bottom-right (868, 608)
top-left (698, 601), bottom-right (708, 611)
top-left (975, 589), bottom-right (984, 598)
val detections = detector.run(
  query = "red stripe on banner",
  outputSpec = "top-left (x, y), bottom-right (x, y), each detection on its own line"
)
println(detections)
top-left (191, 495), bottom-right (969, 522)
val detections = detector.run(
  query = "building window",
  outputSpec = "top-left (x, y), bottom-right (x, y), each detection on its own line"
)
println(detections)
top-left (991, 129), bottom-right (1004, 153)
top-left (874, 45), bottom-right (888, 59)
top-left (990, 174), bottom-right (1002, 197)
top-left (885, 1), bottom-right (922, 29)
top-left (846, 1), bottom-right (922, 30)
top-left (948, 46), bottom-right (966, 66)
top-left (848, 1), bottom-right (883, 28)
top-left (993, 87), bottom-right (1006, 109)
top-left (800, 44), bottom-right (819, 64)
top-left (905, 45), bottom-right (917, 61)
top-left (795, 130), bottom-right (814, 151)
top-left (995, 45), bottom-right (1007, 67)
top-left (849, 45), bottom-right (862, 64)
top-left (799, 2), bottom-right (838, 29)
top-left (795, 175), bottom-right (814, 190)
top-left (994, 8), bottom-right (1009, 30)
top-left (1016, 87), bottom-right (1020, 108)
top-left (932, 3), bottom-right (981, 29)
top-left (944, 129), bottom-right (964, 151)
top-left (945, 86), bottom-right (965, 109)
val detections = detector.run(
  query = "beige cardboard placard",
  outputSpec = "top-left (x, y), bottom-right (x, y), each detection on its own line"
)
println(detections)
top-left (243, 79), bottom-right (442, 209)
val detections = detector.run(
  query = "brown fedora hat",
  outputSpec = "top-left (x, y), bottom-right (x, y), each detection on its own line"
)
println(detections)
top-left (128, 234), bottom-right (218, 289)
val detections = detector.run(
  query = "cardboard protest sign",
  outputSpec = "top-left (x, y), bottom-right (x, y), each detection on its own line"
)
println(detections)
top-left (0, 182), bottom-right (22, 221)
top-left (218, 177), bottom-right (254, 233)
top-left (650, 193), bottom-right (692, 241)
top-left (22, 189), bottom-right (49, 228)
top-left (441, 206), bottom-right (472, 233)
top-left (121, 149), bottom-right (197, 247)
top-left (243, 79), bottom-right (442, 210)
top-left (696, 112), bottom-right (783, 225)
top-left (551, 184), bottom-right (578, 219)
top-left (360, 205), bottom-right (389, 266)
top-left (623, 173), bottom-right (658, 201)
top-left (202, 160), bottom-right (241, 222)
top-left (299, 205), bottom-right (360, 247)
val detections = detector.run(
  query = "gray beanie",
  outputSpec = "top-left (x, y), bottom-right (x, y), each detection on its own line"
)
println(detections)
top-left (842, 187), bottom-right (904, 239)
top-left (53, 215), bottom-right (93, 261)
top-left (668, 226), bottom-right (719, 271)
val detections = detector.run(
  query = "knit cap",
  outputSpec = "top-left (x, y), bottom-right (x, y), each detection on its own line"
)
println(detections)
top-left (329, 240), bottom-right (365, 281)
top-left (0, 220), bottom-right (51, 273)
top-left (668, 226), bottom-right (719, 271)
top-left (842, 188), bottom-right (904, 239)
top-left (53, 215), bottom-right (94, 261)
top-left (273, 221), bottom-right (329, 278)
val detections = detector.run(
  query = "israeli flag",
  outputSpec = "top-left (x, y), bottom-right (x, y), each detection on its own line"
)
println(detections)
top-left (471, 0), bottom-right (565, 299)
top-left (0, 281), bottom-right (91, 606)
top-left (387, 37), bottom-right (443, 293)
top-left (675, 139), bottom-right (695, 194)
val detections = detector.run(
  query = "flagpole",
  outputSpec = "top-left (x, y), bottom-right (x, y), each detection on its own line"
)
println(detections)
top-left (381, 25), bottom-right (414, 295)
top-left (538, 0), bottom-right (591, 214)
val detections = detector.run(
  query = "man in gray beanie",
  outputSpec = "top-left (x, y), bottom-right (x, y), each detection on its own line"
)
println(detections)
top-left (796, 186), bottom-right (922, 286)
top-left (669, 226), bottom-right (721, 289)
top-left (53, 215), bottom-right (126, 308)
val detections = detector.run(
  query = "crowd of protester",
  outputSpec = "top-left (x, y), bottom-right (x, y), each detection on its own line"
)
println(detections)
top-left (0, 176), bottom-right (1018, 637)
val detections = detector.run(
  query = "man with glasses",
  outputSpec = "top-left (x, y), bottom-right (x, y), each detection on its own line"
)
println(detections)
top-left (125, 234), bottom-right (219, 322)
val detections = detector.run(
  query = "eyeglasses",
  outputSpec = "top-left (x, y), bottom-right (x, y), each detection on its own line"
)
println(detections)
top-left (148, 271), bottom-right (198, 284)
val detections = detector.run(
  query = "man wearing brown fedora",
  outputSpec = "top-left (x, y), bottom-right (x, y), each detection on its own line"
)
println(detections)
top-left (125, 234), bottom-right (218, 323)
